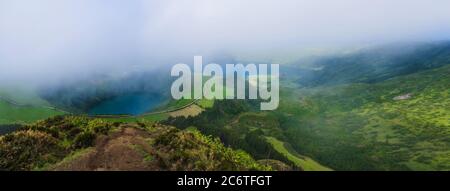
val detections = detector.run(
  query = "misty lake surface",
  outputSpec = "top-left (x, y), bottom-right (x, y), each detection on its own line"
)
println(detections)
top-left (88, 93), bottom-right (165, 115)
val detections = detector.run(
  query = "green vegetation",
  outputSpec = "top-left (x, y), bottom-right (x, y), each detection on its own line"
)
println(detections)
top-left (0, 86), bottom-right (66, 125)
top-left (163, 99), bottom-right (194, 110)
top-left (266, 137), bottom-right (332, 171)
top-left (164, 43), bottom-right (450, 171)
top-left (1, 42), bottom-right (449, 171)
top-left (164, 100), bottom-right (309, 170)
top-left (0, 85), bottom-right (53, 106)
top-left (0, 116), bottom-right (123, 170)
top-left (0, 100), bottom-right (64, 125)
top-left (298, 41), bottom-right (450, 86)
top-left (100, 113), bottom-right (170, 123)
top-left (153, 127), bottom-right (270, 170)
top-left (197, 99), bottom-right (215, 109)
top-left (0, 129), bottom-right (66, 170)
top-left (0, 99), bottom-right (64, 125)
top-left (278, 64), bottom-right (450, 170)
top-left (0, 116), bottom-right (268, 171)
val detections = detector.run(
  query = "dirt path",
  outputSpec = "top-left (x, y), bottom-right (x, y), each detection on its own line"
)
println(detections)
top-left (53, 125), bottom-right (161, 171)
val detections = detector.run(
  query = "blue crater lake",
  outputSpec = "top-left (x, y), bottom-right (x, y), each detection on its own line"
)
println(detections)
top-left (88, 93), bottom-right (166, 115)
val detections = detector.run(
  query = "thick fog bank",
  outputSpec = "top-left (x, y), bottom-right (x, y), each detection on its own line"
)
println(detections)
top-left (1, 0), bottom-right (450, 86)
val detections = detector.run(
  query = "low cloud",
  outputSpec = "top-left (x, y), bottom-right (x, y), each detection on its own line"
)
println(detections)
top-left (1, 0), bottom-right (450, 84)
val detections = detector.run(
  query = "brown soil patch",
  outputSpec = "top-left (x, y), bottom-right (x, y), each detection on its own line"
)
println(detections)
top-left (168, 104), bottom-right (204, 118)
top-left (53, 125), bottom-right (160, 171)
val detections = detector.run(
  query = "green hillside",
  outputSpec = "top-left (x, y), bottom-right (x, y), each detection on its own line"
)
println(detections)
top-left (0, 42), bottom-right (448, 171)
top-left (279, 64), bottom-right (450, 170)
top-left (297, 41), bottom-right (450, 86)
top-left (163, 100), bottom-right (330, 171)
top-left (0, 116), bottom-right (270, 171)
top-left (266, 136), bottom-right (332, 171)
top-left (0, 86), bottom-right (66, 125)
top-left (167, 43), bottom-right (450, 171)
top-left (0, 101), bottom-right (64, 125)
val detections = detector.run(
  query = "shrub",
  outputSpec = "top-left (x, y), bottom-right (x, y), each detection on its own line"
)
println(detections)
top-left (0, 130), bottom-right (66, 170)
top-left (72, 131), bottom-right (96, 149)
top-left (87, 119), bottom-right (111, 134)
top-left (154, 127), bottom-right (270, 171)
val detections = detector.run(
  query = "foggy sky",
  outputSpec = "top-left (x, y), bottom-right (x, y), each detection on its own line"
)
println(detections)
top-left (1, 0), bottom-right (450, 84)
